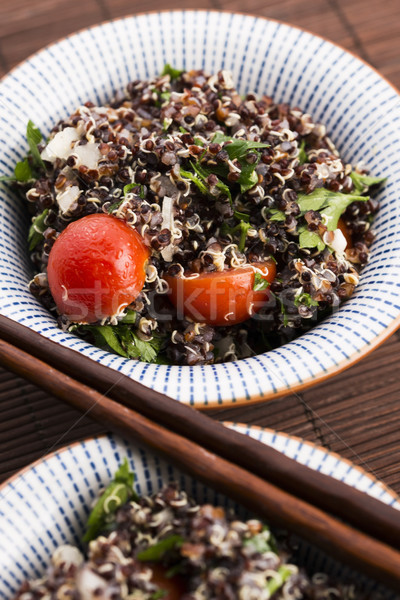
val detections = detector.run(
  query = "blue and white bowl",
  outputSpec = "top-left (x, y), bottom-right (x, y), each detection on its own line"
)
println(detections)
top-left (0, 11), bottom-right (399, 408)
top-left (0, 427), bottom-right (399, 598)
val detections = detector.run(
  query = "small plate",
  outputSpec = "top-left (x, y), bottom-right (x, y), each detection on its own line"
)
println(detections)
top-left (0, 426), bottom-right (398, 598)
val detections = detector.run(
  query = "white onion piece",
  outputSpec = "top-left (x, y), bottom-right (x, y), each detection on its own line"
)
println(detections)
top-left (323, 228), bottom-right (347, 255)
top-left (76, 566), bottom-right (107, 600)
top-left (56, 185), bottom-right (81, 214)
top-left (41, 127), bottom-right (80, 162)
top-left (52, 545), bottom-right (83, 569)
top-left (72, 143), bottom-right (102, 169)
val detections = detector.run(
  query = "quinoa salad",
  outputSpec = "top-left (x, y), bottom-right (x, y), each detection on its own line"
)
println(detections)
top-left (4, 66), bottom-right (385, 366)
top-left (13, 460), bottom-right (382, 600)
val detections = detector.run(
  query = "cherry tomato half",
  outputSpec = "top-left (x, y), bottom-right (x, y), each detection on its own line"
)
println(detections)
top-left (165, 260), bottom-right (276, 326)
top-left (47, 214), bottom-right (149, 323)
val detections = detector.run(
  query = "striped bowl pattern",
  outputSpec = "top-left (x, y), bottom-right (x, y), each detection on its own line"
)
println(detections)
top-left (0, 11), bottom-right (399, 408)
top-left (0, 428), bottom-right (399, 598)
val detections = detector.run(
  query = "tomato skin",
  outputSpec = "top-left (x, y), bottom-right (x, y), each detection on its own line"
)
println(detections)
top-left (165, 261), bottom-right (276, 326)
top-left (47, 214), bottom-right (149, 323)
top-left (148, 564), bottom-right (186, 600)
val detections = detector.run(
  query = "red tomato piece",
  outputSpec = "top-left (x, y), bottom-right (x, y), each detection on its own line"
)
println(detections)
top-left (47, 214), bottom-right (149, 323)
top-left (148, 564), bottom-right (187, 599)
top-left (165, 260), bottom-right (276, 326)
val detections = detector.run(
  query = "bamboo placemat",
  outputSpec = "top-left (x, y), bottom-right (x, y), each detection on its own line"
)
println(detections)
top-left (0, 0), bottom-right (399, 494)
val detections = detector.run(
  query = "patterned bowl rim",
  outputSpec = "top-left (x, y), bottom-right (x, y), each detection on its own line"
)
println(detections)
top-left (0, 424), bottom-right (398, 507)
top-left (0, 10), bottom-right (399, 409)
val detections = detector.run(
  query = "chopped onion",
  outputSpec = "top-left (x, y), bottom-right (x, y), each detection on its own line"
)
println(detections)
top-left (41, 127), bottom-right (80, 162)
top-left (323, 228), bottom-right (347, 255)
top-left (56, 185), bottom-right (81, 214)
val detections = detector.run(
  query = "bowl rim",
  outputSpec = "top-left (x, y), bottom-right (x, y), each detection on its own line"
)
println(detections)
top-left (1, 425), bottom-right (398, 507)
top-left (0, 9), bottom-right (399, 409)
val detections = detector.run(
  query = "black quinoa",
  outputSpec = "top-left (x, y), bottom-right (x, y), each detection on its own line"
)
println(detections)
top-left (24, 68), bottom-right (382, 365)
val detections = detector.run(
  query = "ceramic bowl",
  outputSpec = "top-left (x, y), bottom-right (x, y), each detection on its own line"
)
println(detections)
top-left (0, 11), bottom-right (399, 408)
top-left (0, 427), bottom-right (399, 598)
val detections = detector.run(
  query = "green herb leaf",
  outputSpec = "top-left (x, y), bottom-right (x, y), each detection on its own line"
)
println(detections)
top-left (266, 565), bottom-right (293, 595)
top-left (294, 292), bottom-right (319, 307)
top-left (297, 188), bottom-right (368, 231)
top-left (233, 210), bottom-right (250, 222)
top-left (27, 209), bottom-right (49, 251)
top-left (137, 535), bottom-right (184, 562)
top-left (350, 171), bottom-right (386, 194)
top-left (27, 120), bottom-right (45, 170)
top-left (192, 161), bottom-right (232, 202)
top-left (267, 209), bottom-right (286, 222)
top-left (244, 527), bottom-right (274, 554)
top-left (161, 64), bottom-right (184, 80)
top-left (14, 158), bottom-right (33, 181)
top-left (83, 458), bottom-right (136, 543)
top-left (180, 167), bottom-right (209, 195)
top-left (149, 591), bottom-right (167, 600)
top-left (0, 158), bottom-right (33, 183)
top-left (107, 200), bottom-right (124, 213)
top-left (297, 139), bottom-right (307, 165)
top-left (120, 309), bottom-right (137, 324)
top-left (212, 133), bottom-right (269, 160)
top-left (130, 332), bottom-right (165, 363)
top-left (253, 272), bottom-right (270, 291)
top-left (78, 325), bottom-right (129, 357)
top-left (298, 226), bottom-right (325, 253)
top-left (239, 161), bottom-right (259, 193)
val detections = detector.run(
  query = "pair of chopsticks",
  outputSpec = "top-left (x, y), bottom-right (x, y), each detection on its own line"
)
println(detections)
top-left (1, 315), bottom-right (400, 590)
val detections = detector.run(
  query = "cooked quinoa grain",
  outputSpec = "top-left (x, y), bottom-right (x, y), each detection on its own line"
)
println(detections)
top-left (22, 67), bottom-right (384, 365)
top-left (13, 483), bottom-right (381, 600)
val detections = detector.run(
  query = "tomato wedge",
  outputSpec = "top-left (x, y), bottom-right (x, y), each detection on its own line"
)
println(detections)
top-left (165, 260), bottom-right (276, 326)
top-left (47, 214), bottom-right (149, 323)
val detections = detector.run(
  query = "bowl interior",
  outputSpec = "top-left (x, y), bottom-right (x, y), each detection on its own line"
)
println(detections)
top-left (0, 430), bottom-right (398, 598)
top-left (0, 11), bottom-right (399, 407)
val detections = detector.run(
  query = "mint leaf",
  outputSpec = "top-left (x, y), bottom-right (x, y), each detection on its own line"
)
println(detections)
top-left (350, 171), bottom-right (386, 194)
top-left (253, 272), bottom-right (269, 291)
top-left (83, 458), bottom-right (136, 543)
top-left (28, 209), bottom-right (49, 251)
top-left (137, 535), bottom-right (184, 561)
top-left (161, 64), bottom-right (183, 80)
top-left (27, 120), bottom-right (45, 170)
top-left (295, 292), bottom-right (319, 307)
top-left (298, 226), bottom-right (325, 253)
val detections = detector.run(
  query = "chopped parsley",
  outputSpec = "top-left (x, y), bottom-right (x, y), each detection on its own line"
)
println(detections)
top-left (350, 171), bottom-right (386, 195)
top-left (83, 459), bottom-right (137, 543)
top-left (253, 272), bottom-right (270, 291)
top-left (28, 209), bottom-right (49, 251)
top-left (161, 64), bottom-right (184, 80)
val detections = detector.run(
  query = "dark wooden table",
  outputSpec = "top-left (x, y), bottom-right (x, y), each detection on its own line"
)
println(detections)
top-left (0, 0), bottom-right (399, 493)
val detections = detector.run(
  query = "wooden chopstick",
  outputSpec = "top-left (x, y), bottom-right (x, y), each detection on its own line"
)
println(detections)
top-left (1, 336), bottom-right (400, 591)
top-left (1, 314), bottom-right (400, 551)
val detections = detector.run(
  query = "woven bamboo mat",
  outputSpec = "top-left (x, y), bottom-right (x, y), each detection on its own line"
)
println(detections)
top-left (0, 0), bottom-right (399, 494)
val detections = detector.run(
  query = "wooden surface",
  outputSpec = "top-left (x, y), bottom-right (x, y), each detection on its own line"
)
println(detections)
top-left (0, 0), bottom-right (400, 499)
